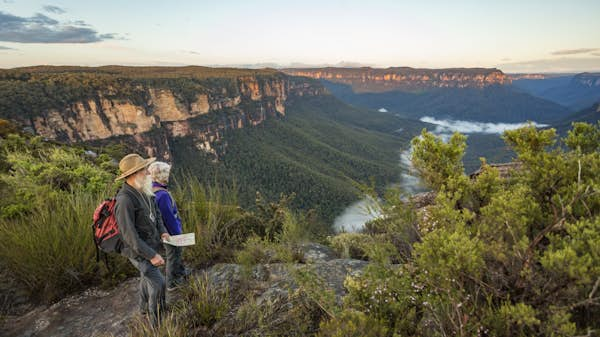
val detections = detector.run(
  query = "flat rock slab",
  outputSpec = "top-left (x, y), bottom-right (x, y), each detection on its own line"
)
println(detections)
top-left (207, 258), bottom-right (368, 303)
top-left (1, 278), bottom-right (139, 337)
top-left (1, 254), bottom-right (367, 337)
top-left (300, 243), bottom-right (338, 263)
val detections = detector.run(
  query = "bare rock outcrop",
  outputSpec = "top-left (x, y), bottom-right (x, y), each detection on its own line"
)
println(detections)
top-left (283, 67), bottom-right (511, 93)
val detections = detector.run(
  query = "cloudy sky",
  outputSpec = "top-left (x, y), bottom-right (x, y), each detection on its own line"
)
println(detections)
top-left (1, 0), bottom-right (599, 72)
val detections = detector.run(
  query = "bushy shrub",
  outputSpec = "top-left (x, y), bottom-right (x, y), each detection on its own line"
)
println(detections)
top-left (130, 273), bottom-right (232, 336)
top-left (182, 274), bottom-right (231, 328)
top-left (328, 233), bottom-right (374, 260)
top-left (234, 207), bottom-right (314, 270)
top-left (0, 134), bottom-right (116, 218)
top-left (171, 176), bottom-right (250, 266)
top-left (411, 129), bottom-right (466, 190)
top-left (0, 190), bottom-right (132, 302)
top-left (0, 133), bottom-right (128, 303)
top-left (317, 309), bottom-right (390, 337)
top-left (235, 234), bottom-right (302, 268)
top-left (172, 178), bottom-right (315, 267)
top-left (343, 262), bottom-right (419, 335)
top-left (224, 290), bottom-right (322, 336)
top-left (337, 123), bottom-right (600, 336)
top-left (129, 311), bottom-right (184, 337)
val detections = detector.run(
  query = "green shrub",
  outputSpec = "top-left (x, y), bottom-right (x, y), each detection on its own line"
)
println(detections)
top-left (225, 291), bottom-right (322, 336)
top-left (411, 129), bottom-right (466, 191)
top-left (235, 235), bottom-right (303, 273)
top-left (0, 134), bottom-right (116, 218)
top-left (182, 274), bottom-right (231, 328)
top-left (317, 309), bottom-right (390, 337)
top-left (129, 274), bottom-right (232, 336)
top-left (0, 119), bottom-right (17, 138)
top-left (328, 233), bottom-right (374, 259)
top-left (234, 204), bottom-right (318, 272)
top-left (332, 123), bottom-right (600, 336)
top-left (343, 262), bottom-right (418, 335)
top-left (129, 311), bottom-right (184, 337)
top-left (0, 190), bottom-right (132, 302)
top-left (0, 133), bottom-right (130, 303)
top-left (171, 176), bottom-right (250, 266)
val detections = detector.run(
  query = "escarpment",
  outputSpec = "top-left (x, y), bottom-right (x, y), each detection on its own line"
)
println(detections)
top-left (283, 67), bottom-right (511, 93)
top-left (0, 66), bottom-right (326, 160)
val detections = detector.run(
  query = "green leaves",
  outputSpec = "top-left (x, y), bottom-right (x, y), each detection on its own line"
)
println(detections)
top-left (344, 122), bottom-right (600, 336)
top-left (565, 122), bottom-right (600, 154)
top-left (411, 129), bottom-right (466, 191)
top-left (542, 217), bottom-right (600, 284)
top-left (415, 225), bottom-right (485, 284)
top-left (0, 134), bottom-right (115, 218)
top-left (503, 123), bottom-right (556, 155)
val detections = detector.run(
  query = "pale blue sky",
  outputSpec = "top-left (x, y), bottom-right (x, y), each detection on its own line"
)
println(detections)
top-left (1, 0), bottom-right (599, 72)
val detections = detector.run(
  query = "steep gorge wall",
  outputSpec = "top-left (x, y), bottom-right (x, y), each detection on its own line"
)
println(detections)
top-left (26, 75), bottom-right (325, 160)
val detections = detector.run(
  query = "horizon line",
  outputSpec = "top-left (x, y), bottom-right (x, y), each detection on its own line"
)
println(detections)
top-left (1, 64), bottom-right (598, 75)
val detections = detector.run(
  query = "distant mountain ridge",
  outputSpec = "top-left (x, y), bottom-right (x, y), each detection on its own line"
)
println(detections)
top-left (512, 72), bottom-right (600, 110)
top-left (320, 80), bottom-right (569, 123)
top-left (283, 67), bottom-right (511, 93)
top-left (554, 103), bottom-right (600, 133)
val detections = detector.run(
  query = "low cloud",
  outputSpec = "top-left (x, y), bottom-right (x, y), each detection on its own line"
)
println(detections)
top-left (0, 11), bottom-right (117, 43)
top-left (420, 117), bottom-right (547, 134)
top-left (551, 48), bottom-right (598, 56)
top-left (333, 198), bottom-right (381, 233)
top-left (43, 5), bottom-right (66, 14)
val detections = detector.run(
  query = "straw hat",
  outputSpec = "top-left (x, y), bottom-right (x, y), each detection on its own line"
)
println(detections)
top-left (115, 154), bottom-right (156, 181)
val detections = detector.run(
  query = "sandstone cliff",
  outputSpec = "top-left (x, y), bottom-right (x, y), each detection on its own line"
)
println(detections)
top-left (283, 67), bottom-right (511, 93)
top-left (508, 73), bottom-right (547, 80)
top-left (1, 67), bottom-right (326, 160)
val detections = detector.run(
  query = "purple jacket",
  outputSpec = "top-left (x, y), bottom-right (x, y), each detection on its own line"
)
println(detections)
top-left (152, 182), bottom-right (183, 235)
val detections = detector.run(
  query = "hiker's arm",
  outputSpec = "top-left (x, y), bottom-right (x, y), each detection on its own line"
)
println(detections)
top-left (153, 197), bottom-right (168, 236)
top-left (156, 193), bottom-right (182, 235)
top-left (115, 196), bottom-right (157, 261)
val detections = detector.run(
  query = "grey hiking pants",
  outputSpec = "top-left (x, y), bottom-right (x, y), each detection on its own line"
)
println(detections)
top-left (164, 244), bottom-right (185, 287)
top-left (128, 257), bottom-right (166, 326)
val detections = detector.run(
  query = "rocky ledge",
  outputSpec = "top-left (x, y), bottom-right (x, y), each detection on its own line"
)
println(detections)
top-left (1, 243), bottom-right (366, 337)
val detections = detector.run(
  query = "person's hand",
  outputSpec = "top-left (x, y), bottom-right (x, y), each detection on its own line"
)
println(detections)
top-left (161, 233), bottom-right (170, 242)
top-left (150, 254), bottom-right (165, 266)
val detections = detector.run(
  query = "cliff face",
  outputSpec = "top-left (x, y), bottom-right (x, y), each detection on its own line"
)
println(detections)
top-left (283, 67), bottom-right (511, 93)
top-left (508, 73), bottom-right (547, 80)
top-left (572, 72), bottom-right (600, 87)
top-left (21, 72), bottom-right (325, 160)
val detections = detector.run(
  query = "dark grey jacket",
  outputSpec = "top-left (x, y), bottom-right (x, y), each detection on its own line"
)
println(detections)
top-left (114, 182), bottom-right (168, 260)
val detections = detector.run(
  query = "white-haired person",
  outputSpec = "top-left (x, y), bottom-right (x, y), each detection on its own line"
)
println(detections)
top-left (148, 161), bottom-right (189, 290)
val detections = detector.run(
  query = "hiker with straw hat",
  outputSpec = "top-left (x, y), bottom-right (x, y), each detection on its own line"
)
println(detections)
top-left (114, 153), bottom-right (170, 327)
